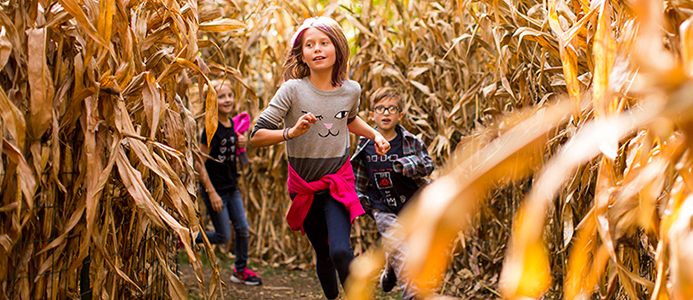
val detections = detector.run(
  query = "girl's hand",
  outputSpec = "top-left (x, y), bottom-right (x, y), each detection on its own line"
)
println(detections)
top-left (237, 132), bottom-right (248, 148)
top-left (374, 133), bottom-right (390, 156)
top-left (288, 112), bottom-right (317, 139)
top-left (209, 191), bottom-right (223, 212)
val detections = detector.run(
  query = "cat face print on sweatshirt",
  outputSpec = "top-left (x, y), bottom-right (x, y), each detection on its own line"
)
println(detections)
top-left (302, 109), bottom-right (349, 138)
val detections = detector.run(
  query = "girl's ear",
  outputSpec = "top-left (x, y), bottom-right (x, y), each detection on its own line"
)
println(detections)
top-left (368, 111), bottom-right (375, 121)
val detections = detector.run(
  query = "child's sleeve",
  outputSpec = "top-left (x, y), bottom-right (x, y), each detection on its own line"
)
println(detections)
top-left (352, 152), bottom-right (370, 198)
top-left (200, 128), bottom-right (210, 147)
top-left (250, 84), bottom-right (293, 138)
top-left (393, 136), bottom-right (434, 180)
top-left (347, 81), bottom-right (360, 123)
top-left (350, 138), bottom-right (373, 215)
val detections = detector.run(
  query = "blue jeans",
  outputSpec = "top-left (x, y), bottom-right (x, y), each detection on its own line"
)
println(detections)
top-left (196, 185), bottom-right (250, 271)
top-left (374, 210), bottom-right (418, 300)
top-left (302, 191), bottom-right (355, 299)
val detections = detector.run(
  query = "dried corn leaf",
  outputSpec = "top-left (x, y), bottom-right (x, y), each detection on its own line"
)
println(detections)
top-left (0, 27), bottom-right (12, 69)
top-left (683, 17), bottom-right (693, 76)
top-left (394, 100), bottom-right (571, 296)
top-left (2, 140), bottom-right (36, 206)
top-left (501, 108), bottom-right (657, 298)
top-left (143, 72), bottom-right (165, 140)
top-left (592, 1), bottom-right (616, 118)
top-left (199, 18), bottom-right (246, 32)
top-left (57, 0), bottom-right (109, 48)
top-left (565, 208), bottom-right (610, 299)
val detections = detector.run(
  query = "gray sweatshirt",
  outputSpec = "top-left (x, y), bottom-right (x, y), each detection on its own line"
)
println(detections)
top-left (252, 77), bottom-right (360, 182)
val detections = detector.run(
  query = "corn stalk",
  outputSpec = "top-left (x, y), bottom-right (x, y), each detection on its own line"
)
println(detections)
top-left (338, 0), bottom-right (693, 299)
top-left (0, 0), bottom-right (246, 299)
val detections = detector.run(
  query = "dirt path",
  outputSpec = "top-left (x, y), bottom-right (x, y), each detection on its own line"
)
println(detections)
top-left (177, 250), bottom-right (404, 300)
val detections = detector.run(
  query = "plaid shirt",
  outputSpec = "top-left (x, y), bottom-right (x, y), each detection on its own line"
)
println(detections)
top-left (351, 125), bottom-right (434, 214)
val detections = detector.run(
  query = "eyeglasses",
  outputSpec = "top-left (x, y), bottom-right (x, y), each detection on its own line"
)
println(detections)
top-left (373, 106), bottom-right (401, 114)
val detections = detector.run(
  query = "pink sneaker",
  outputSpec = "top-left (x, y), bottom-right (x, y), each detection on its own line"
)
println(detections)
top-left (230, 268), bottom-right (262, 286)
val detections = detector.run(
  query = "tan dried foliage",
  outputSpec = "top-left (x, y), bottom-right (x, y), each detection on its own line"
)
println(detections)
top-left (337, 0), bottom-right (693, 300)
top-left (4, 0), bottom-right (693, 299)
top-left (0, 0), bottom-right (244, 299)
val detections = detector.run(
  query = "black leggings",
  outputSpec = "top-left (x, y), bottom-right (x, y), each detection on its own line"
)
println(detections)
top-left (302, 192), bottom-right (355, 299)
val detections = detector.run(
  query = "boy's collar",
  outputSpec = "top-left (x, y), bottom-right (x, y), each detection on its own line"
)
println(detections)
top-left (375, 124), bottom-right (402, 141)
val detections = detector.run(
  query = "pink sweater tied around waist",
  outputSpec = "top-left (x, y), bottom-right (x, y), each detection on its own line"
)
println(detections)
top-left (286, 160), bottom-right (365, 234)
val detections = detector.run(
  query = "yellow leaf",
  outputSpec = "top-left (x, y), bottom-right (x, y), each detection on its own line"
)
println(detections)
top-left (592, 1), bottom-right (616, 118)
top-left (57, 0), bottom-right (110, 48)
top-left (199, 18), bottom-right (246, 32)
top-left (681, 17), bottom-right (693, 76)
top-left (559, 44), bottom-right (580, 120)
top-left (565, 211), bottom-right (610, 299)
top-left (501, 206), bottom-right (551, 299)
top-left (96, 0), bottom-right (116, 45)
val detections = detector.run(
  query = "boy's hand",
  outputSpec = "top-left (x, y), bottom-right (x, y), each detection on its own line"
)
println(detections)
top-left (289, 112), bottom-right (317, 139)
top-left (374, 133), bottom-right (390, 156)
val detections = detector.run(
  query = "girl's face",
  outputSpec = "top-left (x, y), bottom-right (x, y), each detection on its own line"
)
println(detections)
top-left (301, 27), bottom-right (336, 75)
top-left (216, 84), bottom-right (234, 115)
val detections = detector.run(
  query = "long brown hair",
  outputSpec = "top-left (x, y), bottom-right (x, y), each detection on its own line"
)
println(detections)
top-left (282, 17), bottom-right (350, 87)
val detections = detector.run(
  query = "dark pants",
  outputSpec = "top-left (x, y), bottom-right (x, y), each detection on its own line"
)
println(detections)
top-left (196, 185), bottom-right (250, 271)
top-left (302, 191), bottom-right (355, 299)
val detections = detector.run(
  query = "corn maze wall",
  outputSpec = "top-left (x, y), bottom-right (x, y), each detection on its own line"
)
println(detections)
top-left (2, 0), bottom-right (693, 299)
top-left (0, 134), bottom-right (176, 299)
top-left (0, 0), bottom-right (231, 299)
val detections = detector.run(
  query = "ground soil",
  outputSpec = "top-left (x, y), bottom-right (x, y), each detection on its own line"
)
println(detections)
top-left (177, 249), bottom-right (404, 300)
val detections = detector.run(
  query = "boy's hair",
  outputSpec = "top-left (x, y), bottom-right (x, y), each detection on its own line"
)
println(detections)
top-left (283, 17), bottom-right (349, 87)
top-left (370, 86), bottom-right (403, 110)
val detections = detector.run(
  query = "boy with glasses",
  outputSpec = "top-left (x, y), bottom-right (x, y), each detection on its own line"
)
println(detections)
top-left (351, 87), bottom-right (434, 300)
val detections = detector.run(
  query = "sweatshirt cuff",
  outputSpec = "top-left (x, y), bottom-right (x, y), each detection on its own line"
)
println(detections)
top-left (347, 201), bottom-right (366, 223)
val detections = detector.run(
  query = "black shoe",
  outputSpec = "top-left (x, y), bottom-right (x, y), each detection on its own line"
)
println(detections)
top-left (379, 267), bottom-right (397, 293)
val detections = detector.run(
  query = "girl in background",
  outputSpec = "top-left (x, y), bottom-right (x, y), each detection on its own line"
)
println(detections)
top-left (196, 79), bottom-right (261, 286)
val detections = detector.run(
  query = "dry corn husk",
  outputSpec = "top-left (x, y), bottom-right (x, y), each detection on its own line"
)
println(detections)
top-left (4, 0), bottom-right (693, 299)
top-left (0, 0), bottom-right (246, 298)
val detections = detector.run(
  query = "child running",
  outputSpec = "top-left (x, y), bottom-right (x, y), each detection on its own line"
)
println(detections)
top-left (195, 79), bottom-right (262, 286)
top-left (351, 86), bottom-right (435, 300)
top-left (249, 17), bottom-right (390, 300)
